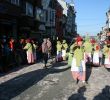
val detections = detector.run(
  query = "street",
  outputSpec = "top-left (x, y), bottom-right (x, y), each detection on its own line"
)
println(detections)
top-left (0, 60), bottom-right (110, 100)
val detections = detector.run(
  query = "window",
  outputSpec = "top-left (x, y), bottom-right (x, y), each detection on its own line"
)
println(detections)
top-left (11, 0), bottom-right (19, 5)
top-left (35, 8), bottom-right (46, 22)
top-left (26, 2), bottom-right (33, 17)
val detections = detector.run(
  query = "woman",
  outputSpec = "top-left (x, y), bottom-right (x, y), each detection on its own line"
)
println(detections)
top-left (23, 39), bottom-right (34, 64)
top-left (103, 40), bottom-right (110, 68)
top-left (71, 36), bottom-right (86, 84)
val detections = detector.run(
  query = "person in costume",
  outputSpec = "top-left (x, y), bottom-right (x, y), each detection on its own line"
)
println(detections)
top-left (92, 43), bottom-right (101, 66)
top-left (56, 41), bottom-right (62, 62)
top-left (83, 36), bottom-right (93, 64)
top-left (68, 41), bottom-right (77, 67)
top-left (62, 40), bottom-right (68, 60)
top-left (103, 40), bottom-right (110, 68)
top-left (71, 36), bottom-right (86, 84)
top-left (23, 39), bottom-right (34, 64)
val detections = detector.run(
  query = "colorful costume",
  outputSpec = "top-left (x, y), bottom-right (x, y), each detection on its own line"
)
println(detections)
top-left (68, 42), bottom-right (76, 67)
top-left (93, 44), bottom-right (100, 65)
top-left (83, 38), bottom-right (92, 63)
top-left (103, 44), bottom-right (110, 68)
top-left (71, 37), bottom-right (86, 83)
top-left (24, 42), bottom-right (34, 64)
top-left (62, 40), bottom-right (68, 60)
top-left (56, 41), bottom-right (62, 62)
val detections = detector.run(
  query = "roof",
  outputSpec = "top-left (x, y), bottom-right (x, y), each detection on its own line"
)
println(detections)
top-left (57, 0), bottom-right (68, 16)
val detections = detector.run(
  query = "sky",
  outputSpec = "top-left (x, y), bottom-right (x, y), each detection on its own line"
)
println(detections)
top-left (66, 0), bottom-right (110, 36)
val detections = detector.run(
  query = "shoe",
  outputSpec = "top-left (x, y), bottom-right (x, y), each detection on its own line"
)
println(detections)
top-left (82, 81), bottom-right (89, 86)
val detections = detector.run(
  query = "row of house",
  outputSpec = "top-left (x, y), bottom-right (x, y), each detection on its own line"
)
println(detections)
top-left (0, 0), bottom-right (77, 41)
top-left (101, 9), bottom-right (110, 40)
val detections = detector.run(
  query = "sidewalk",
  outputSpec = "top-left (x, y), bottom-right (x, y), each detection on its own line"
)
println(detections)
top-left (0, 58), bottom-right (54, 84)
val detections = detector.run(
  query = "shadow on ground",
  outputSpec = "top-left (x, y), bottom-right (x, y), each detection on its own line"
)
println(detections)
top-left (93, 85), bottom-right (110, 100)
top-left (0, 62), bottom-right (69, 100)
top-left (68, 86), bottom-right (86, 100)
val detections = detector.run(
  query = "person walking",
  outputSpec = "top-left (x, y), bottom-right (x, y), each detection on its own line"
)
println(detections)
top-left (71, 36), bottom-right (86, 84)
top-left (42, 38), bottom-right (49, 68)
top-left (68, 40), bottom-right (77, 67)
top-left (83, 36), bottom-right (93, 65)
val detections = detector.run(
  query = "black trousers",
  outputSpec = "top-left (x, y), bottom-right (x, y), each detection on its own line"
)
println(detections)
top-left (43, 53), bottom-right (48, 66)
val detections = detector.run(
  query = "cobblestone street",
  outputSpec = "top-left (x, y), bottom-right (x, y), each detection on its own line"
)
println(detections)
top-left (0, 61), bottom-right (110, 100)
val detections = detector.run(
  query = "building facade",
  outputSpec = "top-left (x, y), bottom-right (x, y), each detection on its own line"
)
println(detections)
top-left (55, 0), bottom-right (63, 40)
top-left (66, 3), bottom-right (77, 38)
top-left (0, 0), bottom-right (21, 38)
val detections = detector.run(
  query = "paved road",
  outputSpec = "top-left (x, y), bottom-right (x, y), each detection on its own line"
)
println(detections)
top-left (0, 61), bottom-right (110, 100)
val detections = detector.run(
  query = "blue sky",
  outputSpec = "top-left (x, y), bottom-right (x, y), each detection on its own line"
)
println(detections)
top-left (66, 0), bottom-right (110, 36)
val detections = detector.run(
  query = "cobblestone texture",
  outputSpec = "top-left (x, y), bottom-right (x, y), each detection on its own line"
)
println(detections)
top-left (0, 61), bottom-right (110, 100)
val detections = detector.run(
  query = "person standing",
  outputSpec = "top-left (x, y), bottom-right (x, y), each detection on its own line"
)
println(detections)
top-left (42, 38), bottom-right (49, 68)
top-left (23, 39), bottom-right (34, 64)
top-left (71, 36), bottom-right (86, 84)
top-left (47, 38), bottom-right (52, 59)
top-left (56, 40), bottom-right (62, 62)
top-left (92, 43), bottom-right (100, 66)
top-left (31, 40), bottom-right (38, 63)
top-left (62, 40), bottom-right (68, 61)
top-left (103, 40), bottom-right (110, 68)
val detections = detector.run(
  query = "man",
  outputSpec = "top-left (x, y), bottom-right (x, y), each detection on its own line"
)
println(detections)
top-left (42, 38), bottom-right (49, 68)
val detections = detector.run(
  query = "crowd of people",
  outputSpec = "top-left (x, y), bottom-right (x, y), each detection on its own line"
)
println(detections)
top-left (0, 36), bottom-right (53, 71)
top-left (1, 34), bottom-right (110, 86)
top-left (64, 34), bottom-right (110, 85)
top-left (53, 34), bottom-right (110, 85)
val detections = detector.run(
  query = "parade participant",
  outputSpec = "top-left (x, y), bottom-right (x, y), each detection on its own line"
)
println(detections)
top-left (68, 40), bottom-right (77, 67)
top-left (56, 40), bottom-right (62, 62)
top-left (103, 40), bottom-right (110, 68)
top-left (42, 38), bottom-right (49, 68)
top-left (83, 36), bottom-right (93, 64)
top-left (62, 40), bottom-right (68, 60)
top-left (23, 39), bottom-right (34, 64)
top-left (71, 36), bottom-right (86, 84)
top-left (92, 43), bottom-right (101, 66)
